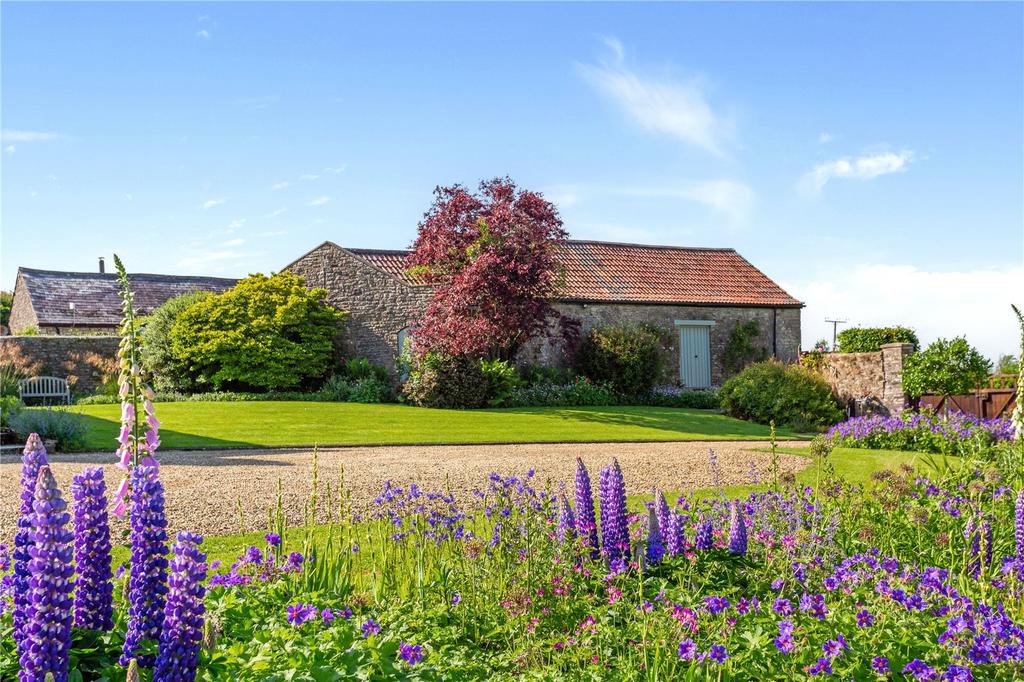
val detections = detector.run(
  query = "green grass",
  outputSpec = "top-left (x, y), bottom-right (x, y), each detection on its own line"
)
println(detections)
top-left (68, 401), bottom-right (802, 450)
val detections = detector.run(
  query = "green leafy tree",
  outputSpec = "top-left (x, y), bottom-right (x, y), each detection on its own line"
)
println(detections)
top-left (994, 353), bottom-right (1019, 376)
top-left (169, 272), bottom-right (345, 391)
top-left (0, 290), bottom-right (12, 328)
top-left (902, 337), bottom-right (992, 397)
top-left (140, 291), bottom-right (211, 392)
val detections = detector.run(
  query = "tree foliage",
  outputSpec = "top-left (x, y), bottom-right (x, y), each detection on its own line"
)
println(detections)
top-left (405, 177), bottom-right (577, 360)
top-left (169, 272), bottom-right (345, 391)
top-left (836, 327), bottom-right (919, 353)
top-left (141, 292), bottom-right (212, 392)
top-left (0, 290), bottom-right (12, 328)
top-left (902, 337), bottom-right (992, 398)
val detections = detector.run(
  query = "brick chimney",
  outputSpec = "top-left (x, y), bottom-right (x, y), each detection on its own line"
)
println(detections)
top-left (99, 256), bottom-right (106, 274)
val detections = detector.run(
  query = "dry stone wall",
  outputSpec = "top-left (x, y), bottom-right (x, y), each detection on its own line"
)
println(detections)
top-left (1, 335), bottom-right (119, 396)
top-left (816, 343), bottom-right (914, 416)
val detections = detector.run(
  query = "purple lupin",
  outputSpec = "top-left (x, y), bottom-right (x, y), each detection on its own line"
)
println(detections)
top-left (154, 532), bottom-right (207, 682)
top-left (120, 465), bottom-right (169, 667)
top-left (598, 459), bottom-right (630, 563)
top-left (727, 501), bottom-right (748, 556)
top-left (666, 513), bottom-right (685, 556)
top-left (13, 433), bottom-right (49, 661)
top-left (20, 465), bottom-right (74, 682)
top-left (557, 494), bottom-right (576, 545)
top-left (71, 467), bottom-right (114, 630)
top-left (694, 517), bottom-right (713, 551)
top-left (645, 507), bottom-right (664, 566)
top-left (654, 491), bottom-right (671, 547)
top-left (574, 458), bottom-right (599, 555)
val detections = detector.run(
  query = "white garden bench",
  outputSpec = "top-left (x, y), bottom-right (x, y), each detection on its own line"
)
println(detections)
top-left (18, 376), bottom-right (71, 405)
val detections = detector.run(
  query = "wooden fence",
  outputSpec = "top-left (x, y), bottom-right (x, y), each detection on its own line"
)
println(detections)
top-left (918, 375), bottom-right (1018, 420)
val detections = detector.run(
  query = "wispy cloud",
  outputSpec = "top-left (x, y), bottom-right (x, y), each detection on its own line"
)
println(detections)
top-left (309, 196), bottom-right (330, 207)
top-left (178, 249), bottom-right (245, 273)
top-left (256, 229), bottom-right (289, 238)
top-left (1, 129), bottom-right (60, 142)
top-left (299, 173), bottom-right (320, 181)
top-left (5, 145), bottom-right (14, 155)
top-left (818, 132), bottom-right (833, 144)
top-left (227, 218), bottom-right (246, 231)
top-left (577, 37), bottom-right (731, 156)
top-left (265, 207), bottom-right (287, 218)
top-left (271, 181), bottom-right (290, 191)
top-left (195, 15), bottom-right (215, 40)
top-left (221, 238), bottom-right (245, 247)
top-left (323, 165), bottom-right (347, 174)
top-left (202, 198), bottom-right (226, 210)
top-left (800, 150), bottom-right (913, 193)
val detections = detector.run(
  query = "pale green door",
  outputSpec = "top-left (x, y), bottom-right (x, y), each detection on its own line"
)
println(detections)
top-left (679, 325), bottom-right (711, 388)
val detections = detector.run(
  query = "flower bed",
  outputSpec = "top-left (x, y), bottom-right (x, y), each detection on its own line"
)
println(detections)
top-left (827, 410), bottom-right (1014, 454)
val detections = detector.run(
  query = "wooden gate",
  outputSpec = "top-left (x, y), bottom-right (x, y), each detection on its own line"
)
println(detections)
top-left (919, 375), bottom-right (1018, 419)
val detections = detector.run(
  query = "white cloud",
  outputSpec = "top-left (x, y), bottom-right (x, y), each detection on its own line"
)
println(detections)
top-left (617, 180), bottom-right (754, 229)
top-left (196, 29), bottom-right (210, 39)
top-left (124, 193), bottom-right (133, 201)
top-left (227, 218), bottom-right (247, 231)
top-left (577, 38), bottom-right (730, 155)
top-left (800, 150), bottom-right (913, 193)
top-left (221, 238), bottom-right (245, 247)
top-left (201, 198), bottom-right (225, 210)
top-left (323, 165), bottom-right (347, 174)
top-left (256, 229), bottom-right (288, 237)
top-left (5, 145), bottom-right (14, 155)
top-left (271, 181), bottom-right (290, 190)
top-left (787, 262), bottom-right (1024, 361)
top-left (309, 195), bottom-right (330, 206)
top-left (818, 132), bottom-right (833, 144)
top-left (265, 207), bottom-right (287, 218)
top-left (1, 130), bottom-right (59, 142)
top-left (299, 173), bottom-right (320, 181)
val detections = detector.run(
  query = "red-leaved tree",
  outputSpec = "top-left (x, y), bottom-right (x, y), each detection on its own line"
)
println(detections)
top-left (406, 177), bottom-right (577, 360)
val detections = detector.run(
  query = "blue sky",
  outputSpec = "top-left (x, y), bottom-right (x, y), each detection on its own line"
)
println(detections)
top-left (3, 2), bottom-right (1022, 358)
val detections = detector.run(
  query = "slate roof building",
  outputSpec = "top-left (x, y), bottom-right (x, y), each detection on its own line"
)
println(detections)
top-left (8, 259), bottom-right (237, 335)
top-left (286, 240), bottom-right (803, 388)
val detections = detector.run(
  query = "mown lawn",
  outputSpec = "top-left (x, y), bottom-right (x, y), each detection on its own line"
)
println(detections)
top-left (70, 401), bottom-right (802, 450)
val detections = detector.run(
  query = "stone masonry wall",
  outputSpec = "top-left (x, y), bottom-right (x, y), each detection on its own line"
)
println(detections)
top-left (1, 335), bottom-right (119, 396)
top-left (817, 343), bottom-right (914, 416)
top-left (286, 243), bottom-right (431, 373)
top-left (8, 273), bottom-right (39, 335)
top-left (519, 302), bottom-right (802, 387)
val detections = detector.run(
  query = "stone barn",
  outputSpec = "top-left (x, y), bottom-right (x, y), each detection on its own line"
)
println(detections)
top-left (285, 239), bottom-right (803, 388)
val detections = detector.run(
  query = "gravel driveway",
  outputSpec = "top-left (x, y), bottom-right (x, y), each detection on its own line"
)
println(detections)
top-left (1, 441), bottom-right (809, 539)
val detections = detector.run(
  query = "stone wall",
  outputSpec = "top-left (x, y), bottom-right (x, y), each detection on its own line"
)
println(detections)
top-left (286, 242), bottom-right (431, 373)
top-left (1, 335), bottom-right (119, 396)
top-left (816, 343), bottom-right (914, 416)
top-left (519, 302), bottom-right (802, 387)
top-left (8, 273), bottom-right (39, 334)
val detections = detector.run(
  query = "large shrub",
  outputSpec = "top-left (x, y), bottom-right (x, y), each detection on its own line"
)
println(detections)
top-left (480, 358), bottom-right (520, 407)
top-left (402, 353), bottom-right (489, 409)
top-left (141, 291), bottom-right (211, 392)
top-left (576, 324), bottom-right (666, 397)
top-left (719, 360), bottom-right (843, 430)
top-left (836, 326), bottom-right (919, 353)
top-left (902, 337), bottom-right (992, 397)
top-left (169, 272), bottom-right (345, 392)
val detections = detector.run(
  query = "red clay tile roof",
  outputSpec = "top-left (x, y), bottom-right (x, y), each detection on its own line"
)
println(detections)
top-left (17, 268), bottom-right (238, 327)
top-left (344, 240), bottom-right (801, 307)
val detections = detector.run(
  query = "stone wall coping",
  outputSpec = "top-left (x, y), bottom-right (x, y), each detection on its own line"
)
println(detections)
top-left (879, 342), bottom-right (916, 351)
